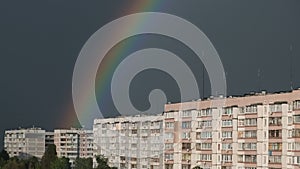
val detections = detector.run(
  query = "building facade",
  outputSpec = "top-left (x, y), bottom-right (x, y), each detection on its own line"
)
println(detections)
top-left (54, 128), bottom-right (93, 166)
top-left (4, 127), bottom-right (46, 159)
top-left (93, 115), bottom-right (164, 169)
top-left (164, 89), bottom-right (300, 169)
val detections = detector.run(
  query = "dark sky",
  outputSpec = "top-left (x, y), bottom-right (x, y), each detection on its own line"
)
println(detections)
top-left (0, 1), bottom-right (299, 149)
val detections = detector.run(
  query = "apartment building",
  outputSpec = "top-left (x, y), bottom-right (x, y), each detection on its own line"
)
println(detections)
top-left (54, 128), bottom-right (93, 166)
top-left (164, 89), bottom-right (300, 169)
top-left (4, 127), bottom-right (46, 159)
top-left (93, 115), bottom-right (164, 169)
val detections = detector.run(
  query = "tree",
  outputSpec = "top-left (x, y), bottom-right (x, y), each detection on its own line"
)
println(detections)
top-left (50, 157), bottom-right (71, 169)
top-left (0, 150), bottom-right (9, 161)
top-left (2, 157), bottom-right (26, 169)
top-left (26, 156), bottom-right (41, 169)
top-left (192, 166), bottom-right (203, 169)
top-left (74, 157), bottom-right (93, 169)
top-left (95, 155), bottom-right (110, 169)
top-left (41, 144), bottom-right (57, 169)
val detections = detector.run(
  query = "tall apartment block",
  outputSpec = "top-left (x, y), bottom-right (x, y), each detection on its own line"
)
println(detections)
top-left (54, 128), bottom-right (93, 166)
top-left (4, 127), bottom-right (46, 159)
top-left (93, 115), bottom-right (164, 169)
top-left (164, 89), bottom-right (300, 169)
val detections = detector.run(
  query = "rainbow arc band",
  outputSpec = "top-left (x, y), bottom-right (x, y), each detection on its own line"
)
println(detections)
top-left (72, 12), bottom-right (227, 129)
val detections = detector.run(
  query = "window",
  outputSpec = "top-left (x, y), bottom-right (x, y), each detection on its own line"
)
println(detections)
top-left (238, 119), bottom-right (244, 126)
top-left (222, 120), bottom-right (232, 127)
top-left (293, 100), bottom-right (300, 110)
top-left (199, 154), bottom-right (212, 161)
top-left (269, 117), bottom-right (282, 125)
top-left (269, 130), bottom-right (282, 138)
top-left (245, 155), bottom-right (257, 163)
top-left (222, 131), bottom-right (232, 138)
top-left (291, 129), bottom-right (300, 138)
top-left (182, 132), bottom-right (190, 139)
top-left (198, 120), bottom-right (212, 128)
top-left (181, 110), bottom-right (192, 117)
top-left (238, 131), bottom-right (257, 138)
top-left (246, 105), bottom-right (256, 113)
top-left (196, 143), bottom-right (212, 150)
top-left (196, 132), bottom-right (201, 140)
top-left (165, 133), bottom-right (174, 139)
top-left (182, 121), bottom-right (191, 129)
top-left (244, 105), bottom-right (258, 113)
top-left (201, 132), bottom-right (212, 139)
top-left (294, 115), bottom-right (300, 123)
top-left (288, 142), bottom-right (300, 151)
top-left (165, 143), bottom-right (173, 150)
top-left (182, 164), bottom-right (191, 169)
top-left (222, 143), bottom-right (232, 150)
top-left (244, 118), bottom-right (257, 126)
top-left (223, 107), bottom-right (233, 115)
top-left (295, 156), bottom-right (300, 164)
top-left (222, 155), bottom-right (232, 162)
top-left (165, 112), bottom-right (174, 118)
top-left (201, 109), bottom-right (212, 116)
top-left (182, 153), bottom-right (191, 160)
top-left (288, 116), bottom-right (293, 124)
top-left (165, 153), bottom-right (174, 160)
top-left (269, 155), bottom-right (281, 163)
top-left (269, 143), bottom-right (282, 151)
top-left (270, 104), bottom-right (282, 112)
top-left (182, 143), bottom-right (191, 150)
top-left (238, 143), bottom-right (256, 150)
top-left (165, 122), bottom-right (174, 129)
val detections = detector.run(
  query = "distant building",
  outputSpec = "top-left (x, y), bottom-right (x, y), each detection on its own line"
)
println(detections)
top-left (45, 132), bottom-right (54, 149)
top-left (54, 128), bottom-right (93, 166)
top-left (4, 127), bottom-right (45, 159)
top-left (93, 115), bottom-right (164, 169)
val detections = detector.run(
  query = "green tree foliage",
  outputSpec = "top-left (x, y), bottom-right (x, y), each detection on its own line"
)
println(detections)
top-left (74, 157), bottom-right (93, 169)
top-left (95, 155), bottom-right (111, 169)
top-left (0, 150), bottom-right (9, 168)
top-left (0, 150), bottom-right (9, 161)
top-left (2, 157), bottom-right (26, 169)
top-left (192, 166), bottom-right (203, 169)
top-left (41, 144), bottom-right (57, 169)
top-left (26, 157), bottom-right (41, 169)
top-left (50, 157), bottom-right (71, 169)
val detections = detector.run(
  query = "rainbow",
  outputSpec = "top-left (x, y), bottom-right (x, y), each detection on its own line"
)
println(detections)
top-left (60, 1), bottom-right (167, 128)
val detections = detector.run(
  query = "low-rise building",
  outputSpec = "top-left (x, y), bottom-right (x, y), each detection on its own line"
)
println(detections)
top-left (54, 128), bottom-right (93, 166)
top-left (4, 127), bottom-right (45, 159)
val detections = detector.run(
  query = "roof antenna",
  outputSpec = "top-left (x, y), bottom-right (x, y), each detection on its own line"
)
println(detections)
top-left (290, 44), bottom-right (293, 90)
top-left (257, 68), bottom-right (261, 92)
